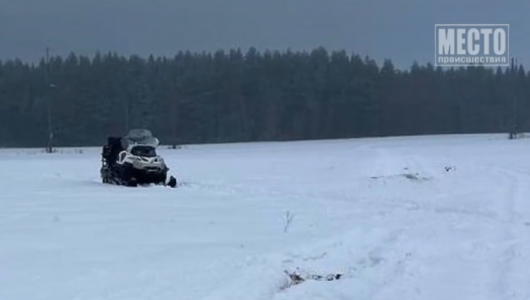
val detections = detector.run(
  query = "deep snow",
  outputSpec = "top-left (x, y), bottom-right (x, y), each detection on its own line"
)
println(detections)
top-left (1, 134), bottom-right (530, 300)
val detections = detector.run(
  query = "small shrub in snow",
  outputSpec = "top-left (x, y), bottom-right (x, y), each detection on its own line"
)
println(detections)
top-left (444, 166), bottom-right (456, 172)
top-left (282, 211), bottom-right (294, 233)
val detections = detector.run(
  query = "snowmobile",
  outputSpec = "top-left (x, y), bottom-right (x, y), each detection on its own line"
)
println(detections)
top-left (100, 129), bottom-right (177, 188)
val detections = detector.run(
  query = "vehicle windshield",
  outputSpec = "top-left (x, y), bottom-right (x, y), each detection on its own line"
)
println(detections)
top-left (131, 145), bottom-right (157, 157)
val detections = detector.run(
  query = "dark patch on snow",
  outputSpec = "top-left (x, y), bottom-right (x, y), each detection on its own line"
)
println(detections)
top-left (370, 173), bottom-right (430, 182)
top-left (401, 173), bottom-right (429, 181)
top-left (280, 270), bottom-right (343, 290)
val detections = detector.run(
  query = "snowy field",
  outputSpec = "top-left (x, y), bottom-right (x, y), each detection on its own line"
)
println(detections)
top-left (1, 134), bottom-right (530, 300)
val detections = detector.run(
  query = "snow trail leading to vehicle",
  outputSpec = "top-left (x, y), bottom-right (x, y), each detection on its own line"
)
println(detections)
top-left (1, 134), bottom-right (530, 300)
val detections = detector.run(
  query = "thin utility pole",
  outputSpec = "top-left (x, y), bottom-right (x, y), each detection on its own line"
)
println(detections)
top-left (45, 47), bottom-right (55, 152)
top-left (172, 79), bottom-right (181, 148)
top-left (509, 56), bottom-right (519, 139)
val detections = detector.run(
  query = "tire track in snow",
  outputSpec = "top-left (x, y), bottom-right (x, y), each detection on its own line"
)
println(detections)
top-left (199, 228), bottom-right (412, 300)
top-left (365, 146), bottom-right (515, 299)
top-left (486, 166), bottom-right (530, 300)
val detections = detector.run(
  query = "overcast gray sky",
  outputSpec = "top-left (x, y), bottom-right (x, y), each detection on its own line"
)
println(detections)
top-left (0, 0), bottom-right (528, 70)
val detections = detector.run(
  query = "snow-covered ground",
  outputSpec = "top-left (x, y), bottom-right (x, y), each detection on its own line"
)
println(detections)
top-left (1, 134), bottom-right (530, 300)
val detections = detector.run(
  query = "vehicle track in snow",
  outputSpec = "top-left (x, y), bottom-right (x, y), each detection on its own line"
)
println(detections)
top-left (483, 166), bottom-right (530, 300)
top-left (357, 144), bottom-right (526, 299)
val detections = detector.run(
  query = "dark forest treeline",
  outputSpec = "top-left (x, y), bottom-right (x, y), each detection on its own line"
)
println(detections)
top-left (0, 47), bottom-right (528, 147)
